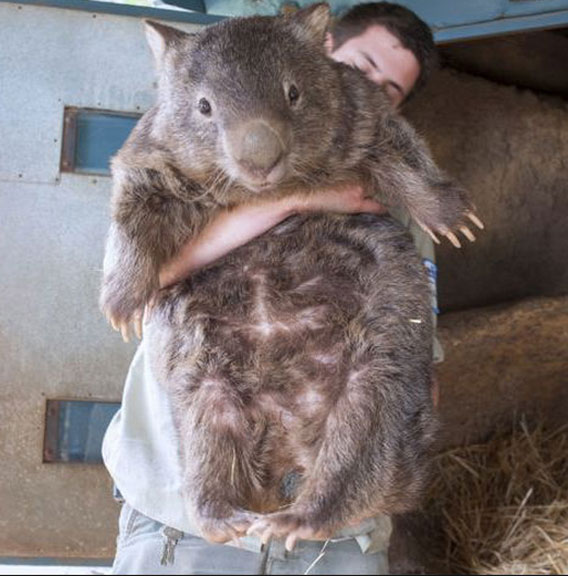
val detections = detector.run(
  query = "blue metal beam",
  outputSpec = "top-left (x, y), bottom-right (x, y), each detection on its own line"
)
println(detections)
top-left (0, 0), bottom-right (224, 24)
top-left (3, 0), bottom-right (568, 42)
top-left (434, 9), bottom-right (568, 43)
top-left (162, 0), bottom-right (205, 11)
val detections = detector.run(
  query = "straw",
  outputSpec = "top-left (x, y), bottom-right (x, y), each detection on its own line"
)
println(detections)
top-left (423, 420), bottom-right (568, 574)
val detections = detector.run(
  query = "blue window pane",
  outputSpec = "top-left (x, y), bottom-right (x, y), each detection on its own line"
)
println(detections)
top-left (44, 400), bottom-right (120, 463)
top-left (74, 111), bottom-right (139, 175)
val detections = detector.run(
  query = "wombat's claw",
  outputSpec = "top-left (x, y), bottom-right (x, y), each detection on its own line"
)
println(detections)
top-left (424, 226), bottom-right (441, 245)
top-left (107, 313), bottom-right (130, 342)
top-left (134, 315), bottom-right (143, 339)
top-left (201, 509), bottom-right (259, 544)
top-left (418, 211), bottom-right (484, 249)
top-left (120, 322), bottom-right (130, 343)
top-left (415, 219), bottom-right (440, 245)
top-left (467, 212), bottom-right (484, 230)
top-left (459, 225), bottom-right (476, 243)
top-left (247, 519), bottom-right (302, 550)
top-left (202, 520), bottom-right (240, 544)
top-left (444, 230), bottom-right (461, 249)
top-left (247, 512), bottom-right (331, 552)
top-left (107, 312), bottom-right (144, 343)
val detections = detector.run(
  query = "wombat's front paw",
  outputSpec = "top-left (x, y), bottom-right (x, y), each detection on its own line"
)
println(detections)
top-left (418, 181), bottom-right (484, 249)
top-left (247, 508), bottom-right (336, 552)
top-left (105, 307), bottom-right (145, 343)
top-left (197, 508), bottom-right (260, 544)
top-left (100, 285), bottom-right (157, 343)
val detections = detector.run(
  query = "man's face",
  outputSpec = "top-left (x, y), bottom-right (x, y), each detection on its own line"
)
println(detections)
top-left (328, 24), bottom-right (420, 109)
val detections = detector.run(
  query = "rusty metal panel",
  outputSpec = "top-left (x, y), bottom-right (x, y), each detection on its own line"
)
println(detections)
top-left (0, 2), bottom-right (201, 185)
top-left (0, 2), bottom-right (205, 558)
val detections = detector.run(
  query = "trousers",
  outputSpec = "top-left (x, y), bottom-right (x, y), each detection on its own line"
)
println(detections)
top-left (111, 503), bottom-right (390, 575)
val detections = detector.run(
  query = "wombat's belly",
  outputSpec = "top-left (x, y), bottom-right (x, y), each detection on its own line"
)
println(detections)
top-left (147, 213), bottom-right (433, 512)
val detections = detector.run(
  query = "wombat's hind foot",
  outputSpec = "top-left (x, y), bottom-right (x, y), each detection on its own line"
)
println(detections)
top-left (198, 508), bottom-right (260, 545)
top-left (247, 508), bottom-right (335, 552)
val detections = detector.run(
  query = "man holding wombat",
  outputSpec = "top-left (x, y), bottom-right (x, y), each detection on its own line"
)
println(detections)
top-left (103, 3), bottom-right (472, 573)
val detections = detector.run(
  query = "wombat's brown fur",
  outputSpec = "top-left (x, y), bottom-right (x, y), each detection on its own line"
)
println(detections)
top-left (101, 4), bottom-right (471, 545)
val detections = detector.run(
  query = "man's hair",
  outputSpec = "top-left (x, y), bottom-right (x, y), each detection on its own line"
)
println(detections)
top-left (331, 2), bottom-right (437, 99)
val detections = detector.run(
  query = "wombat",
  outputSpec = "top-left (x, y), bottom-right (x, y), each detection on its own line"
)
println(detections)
top-left (100, 3), bottom-right (479, 549)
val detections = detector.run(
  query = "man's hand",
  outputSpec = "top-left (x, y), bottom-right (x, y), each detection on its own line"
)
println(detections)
top-left (292, 182), bottom-right (387, 216)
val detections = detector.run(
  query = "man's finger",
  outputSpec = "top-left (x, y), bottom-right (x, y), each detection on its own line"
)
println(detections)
top-left (361, 199), bottom-right (388, 214)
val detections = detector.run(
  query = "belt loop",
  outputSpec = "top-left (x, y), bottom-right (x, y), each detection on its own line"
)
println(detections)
top-left (160, 526), bottom-right (184, 566)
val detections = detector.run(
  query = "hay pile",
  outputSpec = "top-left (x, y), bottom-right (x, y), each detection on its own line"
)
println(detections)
top-left (425, 421), bottom-right (568, 574)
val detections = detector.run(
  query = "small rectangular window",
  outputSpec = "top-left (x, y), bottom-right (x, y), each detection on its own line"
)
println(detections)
top-left (60, 107), bottom-right (140, 175)
top-left (43, 399), bottom-right (120, 464)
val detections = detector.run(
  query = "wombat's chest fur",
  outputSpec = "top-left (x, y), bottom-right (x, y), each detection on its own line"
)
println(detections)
top-left (146, 213), bottom-right (433, 514)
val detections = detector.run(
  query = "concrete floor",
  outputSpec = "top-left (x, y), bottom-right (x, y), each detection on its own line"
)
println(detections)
top-left (0, 566), bottom-right (109, 575)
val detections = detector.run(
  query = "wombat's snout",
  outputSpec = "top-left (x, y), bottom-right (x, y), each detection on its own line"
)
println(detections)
top-left (227, 119), bottom-right (289, 187)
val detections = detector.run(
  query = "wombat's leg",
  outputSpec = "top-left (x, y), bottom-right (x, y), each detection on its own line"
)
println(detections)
top-left (100, 163), bottom-right (211, 341)
top-left (175, 378), bottom-right (262, 544)
top-left (248, 361), bottom-right (436, 550)
top-left (368, 115), bottom-right (483, 247)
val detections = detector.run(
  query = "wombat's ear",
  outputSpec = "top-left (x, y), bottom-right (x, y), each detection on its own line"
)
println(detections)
top-left (287, 2), bottom-right (331, 48)
top-left (144, 20), bottom-right (195, 68)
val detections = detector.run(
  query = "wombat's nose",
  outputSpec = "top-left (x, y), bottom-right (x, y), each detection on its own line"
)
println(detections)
top-left (238, 122), bottom-right (284, 175)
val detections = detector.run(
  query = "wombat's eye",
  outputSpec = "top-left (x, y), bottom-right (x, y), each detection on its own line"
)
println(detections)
top-left (198, 98), bottom-right (212, 116)
top-left (288, 85), bottom-right (300, 106)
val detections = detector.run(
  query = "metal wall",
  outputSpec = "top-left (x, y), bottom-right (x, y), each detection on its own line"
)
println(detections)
top-left (0, 2), bottom-right (202, 558)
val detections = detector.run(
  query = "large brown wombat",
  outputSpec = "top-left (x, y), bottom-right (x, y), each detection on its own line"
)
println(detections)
top-left (101, 4), bottom-right (477, 548)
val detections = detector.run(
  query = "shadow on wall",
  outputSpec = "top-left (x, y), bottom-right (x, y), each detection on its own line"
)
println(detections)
top-left (404, 33), bottom-right (568, 313)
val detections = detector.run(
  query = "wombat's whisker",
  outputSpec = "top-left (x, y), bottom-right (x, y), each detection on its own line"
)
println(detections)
top-left (203, 169), bottom-right (226, 197)
top-left (230, 447), bottom-right (236, 487)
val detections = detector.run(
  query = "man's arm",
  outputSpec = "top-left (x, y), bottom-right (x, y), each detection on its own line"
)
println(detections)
top-left (158, 184), bottom-right (386, 289)
top-left (116, 184), bottom-right (384, 342)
